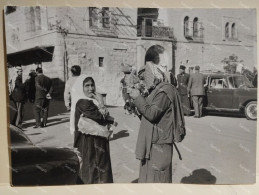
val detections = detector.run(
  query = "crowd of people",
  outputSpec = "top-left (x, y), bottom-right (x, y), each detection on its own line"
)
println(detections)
top-left (9, 67), bottom-right (53, 128)
top-left (64, 55), bottom-right (187, 184)
top-left (9, 59), bottom-right (257, 184)
top-left (120, 63), bottom-right (208, 119)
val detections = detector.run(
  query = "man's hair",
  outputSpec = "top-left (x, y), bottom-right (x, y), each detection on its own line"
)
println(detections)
top-left (71, 65), bottom-right (81, 76)
top-left (36, 67), bottom-right (43, 73)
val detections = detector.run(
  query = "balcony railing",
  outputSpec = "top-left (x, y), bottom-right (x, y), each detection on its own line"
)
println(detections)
top-left (137, 18), bottom-right (175, 39)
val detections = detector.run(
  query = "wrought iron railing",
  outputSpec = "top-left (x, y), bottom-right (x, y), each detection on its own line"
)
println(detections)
top-left (137, 18), bottom-right (175, 39)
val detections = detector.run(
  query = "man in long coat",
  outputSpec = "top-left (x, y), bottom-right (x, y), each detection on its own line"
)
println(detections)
top-left (129, 61), bottom-right (185, 183)
top-left (177, 65), bottom-right (191, 116)
top-left (187, 66), bottom-right (207, 118)
top-left (33, 67), bottom-right (53, 128)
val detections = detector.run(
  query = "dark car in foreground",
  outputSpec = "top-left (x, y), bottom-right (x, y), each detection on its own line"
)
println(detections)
top-left (10, 125), bottom-right (81, 186)
top-left (201, 72), bottom-right (257, 120)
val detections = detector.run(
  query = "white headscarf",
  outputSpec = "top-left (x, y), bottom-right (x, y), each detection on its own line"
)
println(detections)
top-left (70, 74), bottom-right (99, 134)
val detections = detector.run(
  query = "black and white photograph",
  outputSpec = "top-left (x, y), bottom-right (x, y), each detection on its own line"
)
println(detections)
top-left (4, 6), bottom-right (257, 186)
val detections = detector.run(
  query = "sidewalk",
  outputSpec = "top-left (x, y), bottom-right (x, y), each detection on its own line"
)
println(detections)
top-left (22, 103), bottom-right (141, 183)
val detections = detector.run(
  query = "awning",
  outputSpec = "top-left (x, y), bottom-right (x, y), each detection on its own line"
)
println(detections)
top-left (7, 46), bottom-right (55, 66)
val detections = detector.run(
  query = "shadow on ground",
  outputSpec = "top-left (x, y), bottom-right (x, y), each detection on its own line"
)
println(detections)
top-left (23, 117), bottom-right (69, 129)
top-left (180, 168), bottom-right (216, 184)
top-left (20, 100), bottom-right (67, 121)
top-left (110, 130), bottom-right (129, 141)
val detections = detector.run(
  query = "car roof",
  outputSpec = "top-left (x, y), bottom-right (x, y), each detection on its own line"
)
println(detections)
top-left (200, 71), bottom-right (244, 77)
top-left (10, 125), bottom-right (33, 146)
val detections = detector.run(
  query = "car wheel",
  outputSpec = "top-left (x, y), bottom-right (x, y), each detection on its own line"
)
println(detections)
top-left (244, 101), bottom-right (257, 120)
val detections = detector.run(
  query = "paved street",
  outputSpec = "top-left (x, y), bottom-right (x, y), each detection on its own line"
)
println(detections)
top-left (21, 101), bottom-right (257, 184)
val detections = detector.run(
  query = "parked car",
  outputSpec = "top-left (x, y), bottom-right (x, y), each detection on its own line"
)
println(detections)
top-left (201, 71), bottom-right (257, 120)
top-left (10, 125), bottom-right (81, 186)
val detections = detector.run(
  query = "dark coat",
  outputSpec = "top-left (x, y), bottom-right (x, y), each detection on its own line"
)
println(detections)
top-left (11, 75), bottom-right (26, 102)
top-left (134, 82), bottom-right (185, 160)
top-left (169, 72), bottom-right (177, 87)
top-left (74, 99), bottom-right (113, 184)
top-left (187, 72), bottom-right (206, 96)
top-left (35, 74), bottom-right (53, 100)
top-left (177, 73), bottom-right (190, 95)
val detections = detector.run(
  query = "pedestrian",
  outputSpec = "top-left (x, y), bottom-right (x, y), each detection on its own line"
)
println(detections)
top-left (11, 66), bottom-right (26, 128)
top-left (33, 67), bottom-right (53, 128)
top-left (70, 75), bottom-right (116, 184)
top-left (64, 65), bottom-right (81, 111)
top-left (169, 69), bottom-right (177, 87)
top-left (187, 65), bottom-right (207, 118)
top-left (177, 65), bottom-right (191, 116)
top-left (129, 60), bottom-right (185, 183)
top-left (120, 64), bottom-right (139, 115)
top-left (25, 70), bottom-right (37, 103)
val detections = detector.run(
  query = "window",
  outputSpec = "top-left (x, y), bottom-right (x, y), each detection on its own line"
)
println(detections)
top-left (184, 16), bottom-right (203, 40)
top-left (29, 7), bottom-right (36, 32)
top-left (225, 22), bottom-right (229, 38)
top-left (210, 78), bottom-right (228, 89)
top-left (89, 7), bottom-right (99, 27)
top-left (25, 7), bottom-right (41, 32)
top-left (35, 7), bottom-right (41, 31)
top-left (228, 76), bottom-right (253, 88)
top-left (102, 7), bottom-right (110, 28)
top-left (184, 16), bottom-right (190, 37)
top-left (99, 57), bottom-right (104, 67)
top-left (193, 17), bottom-right (199, 38)
top-left (231, 23), bottom-right (237, 39)
top-left (89, 7), bottom-right (111, 28)
top-left (224, 21), bottom-right (238, 41)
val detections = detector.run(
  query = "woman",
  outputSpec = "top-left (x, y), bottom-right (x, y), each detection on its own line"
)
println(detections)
top-left (70, 75), bottom-right (114, 184)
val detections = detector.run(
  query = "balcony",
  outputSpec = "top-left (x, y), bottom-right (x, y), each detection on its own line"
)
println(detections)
top-left (137, 18), bottom-right (175, 40)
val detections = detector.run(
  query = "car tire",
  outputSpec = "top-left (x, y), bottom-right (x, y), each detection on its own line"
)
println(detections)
top-left (244, 101), bottom-right (257, 120)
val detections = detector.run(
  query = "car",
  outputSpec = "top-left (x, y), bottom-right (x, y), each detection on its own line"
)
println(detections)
top-left (201, 71), bottom-right (257, 120)
top-left (10, 124), bottom-right (81, 186)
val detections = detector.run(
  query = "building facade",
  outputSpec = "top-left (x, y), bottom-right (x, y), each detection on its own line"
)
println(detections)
top-left (5, 7), bottom-right (256, 105)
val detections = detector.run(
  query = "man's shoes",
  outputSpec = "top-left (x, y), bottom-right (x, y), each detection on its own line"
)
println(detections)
top-left (194, 116), bottom-right (200, 118)
top-left (33, 125), bottom-right (41, 128)
top-left (40, 123), bottom-right (47, 128)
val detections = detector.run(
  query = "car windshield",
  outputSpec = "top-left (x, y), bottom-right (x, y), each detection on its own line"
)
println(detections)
top-left (228, 75), bottom-right (254, 88)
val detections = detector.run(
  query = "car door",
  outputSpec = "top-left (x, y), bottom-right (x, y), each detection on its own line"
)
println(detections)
top-left (206, 76), bottom-right (234, 110)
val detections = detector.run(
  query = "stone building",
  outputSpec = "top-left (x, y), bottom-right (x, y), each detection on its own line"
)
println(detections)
top-left (5, 7), bottom-right (256, 105)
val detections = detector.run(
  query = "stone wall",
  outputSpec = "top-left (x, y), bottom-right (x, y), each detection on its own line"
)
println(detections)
top-left (165, 8), bottom-right (257, 74)
top-left (62, 34), bottom-right (138, 106)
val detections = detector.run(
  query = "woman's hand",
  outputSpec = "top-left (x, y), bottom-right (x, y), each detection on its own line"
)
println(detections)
top-left (99, 106), bottom-right (109, 118)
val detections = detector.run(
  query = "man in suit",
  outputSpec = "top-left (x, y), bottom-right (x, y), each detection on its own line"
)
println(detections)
top-left (177, 65), bottom-right (191, 116)
top-left (187, 66), bottom-right (207, 118)
top-left (11, 66), bottom-right (26, 128)
top-left (33, 67), bottom-right (53, 128)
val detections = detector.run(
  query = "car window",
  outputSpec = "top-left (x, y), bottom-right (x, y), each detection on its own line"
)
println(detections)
top-left (228, 75), bottom-right (254, 88)
top-left (209, 77), bottom-right (228, 89)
